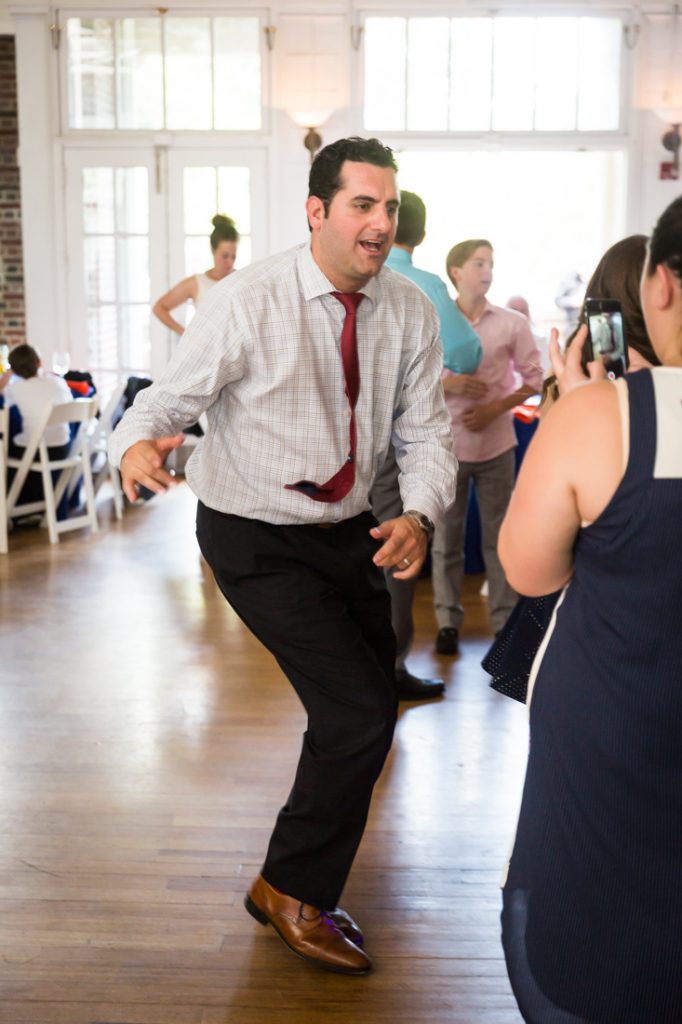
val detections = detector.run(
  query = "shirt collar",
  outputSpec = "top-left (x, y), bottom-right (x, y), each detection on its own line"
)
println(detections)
top-left (457, 297), bottom-right (495, 326)
top-left (298, 242), bottom-right (381, 307)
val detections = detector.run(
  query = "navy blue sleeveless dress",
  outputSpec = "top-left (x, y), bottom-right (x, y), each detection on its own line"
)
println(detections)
top-left (503, 368), bottom-right (682, 1024)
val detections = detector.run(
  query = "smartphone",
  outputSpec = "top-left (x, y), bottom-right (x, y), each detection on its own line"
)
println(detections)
top-left (584, 298), bottom-right (628, 380)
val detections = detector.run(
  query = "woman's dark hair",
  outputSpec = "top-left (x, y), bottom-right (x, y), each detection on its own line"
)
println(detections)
top-left (308, 136), bottom-right (398, 216)
top-left (8, 343), bottom-right (40, 379)
top-left (543, 234), bottom-right (658, 404)
top-left (210, 214), bottom-right (239, 251)
top-left (581, 235), bottom-right (656, 366)
top-left (647, 194), bottom-right (682, 284)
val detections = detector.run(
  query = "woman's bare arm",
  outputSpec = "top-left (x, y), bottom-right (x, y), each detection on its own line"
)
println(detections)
top-left (152, 276), bottom-right (198, 335)
top-left (498, 380), bottom-right (623, 596)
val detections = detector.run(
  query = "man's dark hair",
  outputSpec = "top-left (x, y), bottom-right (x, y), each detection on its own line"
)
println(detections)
top-left (395, 191), bottom-right (426, 247)
top-left (308, 137), bottom-right (398, 216)
top-left (8, 343), bottom-right (40, 379)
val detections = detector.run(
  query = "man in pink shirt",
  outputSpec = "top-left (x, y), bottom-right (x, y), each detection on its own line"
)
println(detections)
top-left (433, 239), bottom-right (543, 654)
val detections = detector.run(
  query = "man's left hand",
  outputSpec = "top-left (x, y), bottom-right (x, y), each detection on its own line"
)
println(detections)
top-left (462, 402), bottom-right (500, 432)
top-left (370, 515), bottom-right (428, 580)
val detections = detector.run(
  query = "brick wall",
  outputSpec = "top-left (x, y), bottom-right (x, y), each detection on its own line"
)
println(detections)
top-left (0, 35), bottom-right (25, 347)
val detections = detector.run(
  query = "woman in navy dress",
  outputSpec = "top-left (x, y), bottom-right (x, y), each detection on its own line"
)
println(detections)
top-left (498, 196), bottom-right (682, 1023)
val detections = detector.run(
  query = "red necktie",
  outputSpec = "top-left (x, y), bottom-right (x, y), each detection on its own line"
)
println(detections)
top-left (286, 291), bottom-right (364, 503)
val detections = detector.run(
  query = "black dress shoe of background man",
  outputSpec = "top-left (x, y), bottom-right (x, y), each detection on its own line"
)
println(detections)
top-left (395, 668), bottom-right (445, 700)
top-left (245, 875), bottom-right (372, 975)
top-left (435, 627), bottom-right (459, 655)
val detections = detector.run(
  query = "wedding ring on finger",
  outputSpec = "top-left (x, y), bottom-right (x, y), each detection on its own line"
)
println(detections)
top-left (400, 557), bottom-right (411, 568)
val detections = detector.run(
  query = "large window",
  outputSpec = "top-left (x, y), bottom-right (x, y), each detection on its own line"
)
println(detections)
top-left (394, 148), bottom-right (627, 339)
top-left (364, 15), bottom-right (623, 133)
top-left (66, 15), bottom-right (263, 130)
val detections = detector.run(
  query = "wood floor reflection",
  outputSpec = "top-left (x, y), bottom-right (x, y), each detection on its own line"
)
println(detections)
top-left (0, 483), bottom-right (527, 1024)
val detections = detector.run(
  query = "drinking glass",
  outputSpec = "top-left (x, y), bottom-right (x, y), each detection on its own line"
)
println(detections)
top-left (52, 351), bottom-right (71, 376)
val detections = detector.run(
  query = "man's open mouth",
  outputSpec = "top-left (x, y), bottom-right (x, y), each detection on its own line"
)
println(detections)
top-left (359, 239), bottom-right (384, 254)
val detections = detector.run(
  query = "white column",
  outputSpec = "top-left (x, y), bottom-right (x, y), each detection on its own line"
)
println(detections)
top-left (13, 8), bottom-right (61, 363)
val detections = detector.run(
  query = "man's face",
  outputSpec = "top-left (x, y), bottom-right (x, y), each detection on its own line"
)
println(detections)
top-left (307, 161), bottom-right (399, 292)
top-left (451, 246), bottom-right (494, 298)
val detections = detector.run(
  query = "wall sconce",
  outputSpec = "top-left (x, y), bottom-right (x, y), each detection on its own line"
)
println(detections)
top-left (275, 15), bottom-right (350, 165)
top-left (284, 106), bottom-right (334, 163)
top-left (661, 119), bottom-right (682, 176)
top-left (303, 127), bottom-right (323, 162)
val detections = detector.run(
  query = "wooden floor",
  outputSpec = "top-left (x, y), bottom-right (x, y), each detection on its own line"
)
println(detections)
top-left (0, 484), bottom-right (528, 1024)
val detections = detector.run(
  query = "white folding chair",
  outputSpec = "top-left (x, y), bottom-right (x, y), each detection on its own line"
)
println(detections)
top-left (0, 407), bottom-right (8, 554)
top-left (6, 398), bottom-right (99, 544)
top-left (87, 380), bottom-right (126, 520)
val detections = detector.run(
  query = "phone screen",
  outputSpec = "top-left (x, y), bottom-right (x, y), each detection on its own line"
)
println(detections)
top-left (586, 304), bottom-right (627, 380)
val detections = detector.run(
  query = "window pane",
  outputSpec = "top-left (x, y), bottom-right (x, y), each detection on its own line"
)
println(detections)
top-left (185, 236), bottom-right (212, 278)
top-left (535, 19), bottom-right (579, 130)
top-left (218, 167), bottom-right (251, 235)
top-left (214, 18), bottom-right (261, 130)
top-left (87, 305), bottom-right (117, 370)
top-left (120, 305), bottom-right (150, 369)
top-left (184, 168), bottom-right (218, 235)
top-left (84, 237), bottom-right (115, 303)
top-left (116, 19), bottom-right (163, 130)
top-left (117, 238), bottom-right (149, 303)
top-left (83, 168), bottom-right (114, 234)
top-left (115, 168), bottom-right (148, 235)
top-left (578, 18), bottom-right (621, 130)
top-left (492, 19), bottom-right (535, 130)
top-left (364, 18), bottom-right (407, 130)
top-left (450, 19), bottom-right (492, 131)
top-left (165, 18), bottom-right (212, 130)
top-left (67, 18), bottom-right (114, 129)
top-left (407, 19), bottom-right (449, 131)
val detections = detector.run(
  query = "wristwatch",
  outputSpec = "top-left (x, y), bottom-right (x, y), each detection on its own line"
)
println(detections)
top-left (403, 509), bottom-right (435, 539)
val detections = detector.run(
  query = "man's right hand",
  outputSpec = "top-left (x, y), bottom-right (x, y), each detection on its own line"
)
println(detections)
top-left (443, 373), bottom-right (489, 399)
top-left (120, 435), bottom-right (185, 502)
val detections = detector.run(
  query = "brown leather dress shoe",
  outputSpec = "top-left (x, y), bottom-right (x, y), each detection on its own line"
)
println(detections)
top-left (245, 875), bottom-right (371, 975)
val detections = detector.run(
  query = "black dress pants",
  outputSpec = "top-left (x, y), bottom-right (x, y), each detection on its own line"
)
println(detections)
top-left (196, 503), bottom-right (398, 909)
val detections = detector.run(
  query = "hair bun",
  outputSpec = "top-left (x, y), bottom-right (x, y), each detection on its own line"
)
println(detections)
top-left (212, 214), bottom-right (235, 229)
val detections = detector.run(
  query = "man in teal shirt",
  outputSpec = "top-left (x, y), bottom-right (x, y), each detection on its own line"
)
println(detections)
top-left (385, 197), bottom-right (482, 375)
top-left (371, 190), bottom-right (481, 700)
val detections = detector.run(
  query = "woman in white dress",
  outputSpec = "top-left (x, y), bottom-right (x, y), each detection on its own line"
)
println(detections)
top-left (152, 214), bottom-right (239, 335)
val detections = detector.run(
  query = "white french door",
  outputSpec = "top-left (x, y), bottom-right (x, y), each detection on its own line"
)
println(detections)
top-left (65, 146), bottom-right (269, 390)
top-left (164, 148), bottom-right (268, 334)
top-left (65, 148), bottom-right (166, 391)
top-left (167, 148), bottom-right (268, 274)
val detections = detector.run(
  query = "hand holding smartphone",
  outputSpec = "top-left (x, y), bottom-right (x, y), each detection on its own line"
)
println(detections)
top-left (584, 298), bottom-right (628, 380)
